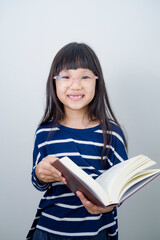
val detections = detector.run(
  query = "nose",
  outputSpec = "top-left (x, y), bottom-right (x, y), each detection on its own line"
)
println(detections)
top-left (69, 78), bottom-right (82, 89)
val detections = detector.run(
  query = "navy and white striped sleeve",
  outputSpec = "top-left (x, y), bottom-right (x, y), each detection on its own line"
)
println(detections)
top-left (31, 133), bottom-right (50, 191)
top-left (108, 123), bottom-right (128, 166)
top-left (113, 126), bottom-right (128, 165)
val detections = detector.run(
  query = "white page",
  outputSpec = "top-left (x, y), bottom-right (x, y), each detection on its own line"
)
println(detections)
top-left (119, 171), bottom-right (160, 203)
top-left (96, 155), bottom-right (153, 202)
top-left (110, 159), bottom-right (156, 200)
top-left (96, 158), bottom-right (131, 199)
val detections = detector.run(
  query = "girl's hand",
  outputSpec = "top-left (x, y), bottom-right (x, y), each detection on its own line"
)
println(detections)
top-left (76, 191), bottom-right (119, 215)
top-left (35, 156), bottom-right (67, 184)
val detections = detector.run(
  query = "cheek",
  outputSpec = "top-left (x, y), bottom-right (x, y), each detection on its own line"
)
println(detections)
top-left (55, 83), bottom-right (65, 102)
top-left (56, 87), bottom-right (60, 99)
top-left (89, 83), bottom-right (96, 99)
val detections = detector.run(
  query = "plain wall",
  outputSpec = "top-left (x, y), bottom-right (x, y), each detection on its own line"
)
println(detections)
top-left (0, 0), bottom-right (160, 239)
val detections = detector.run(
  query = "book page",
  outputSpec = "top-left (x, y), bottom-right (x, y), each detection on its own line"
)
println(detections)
top-left (119, 171), bottom-right (160, 203)
top-left (96, 155), bottom-right (156, 203)
top-left (96, 159), bottom-right (130, 202)
top-left (117, 169), bottom-right (160, 201)
top-left (110, 158), bottom-right (156, 201)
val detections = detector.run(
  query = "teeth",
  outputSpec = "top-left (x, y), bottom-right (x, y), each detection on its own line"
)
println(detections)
top-left (69, 95), bottom-right (83, 99)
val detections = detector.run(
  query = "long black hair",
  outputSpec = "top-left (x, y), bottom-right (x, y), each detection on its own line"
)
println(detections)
top-left (40, 42), bottom-right (127, 165)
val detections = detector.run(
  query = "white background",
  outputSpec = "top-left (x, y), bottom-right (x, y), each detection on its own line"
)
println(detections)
top-left (0, 0), bottom-right (160, 239)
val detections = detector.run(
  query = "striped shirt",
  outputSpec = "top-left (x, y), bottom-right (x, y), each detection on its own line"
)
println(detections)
top-left (26, 121), bottom-right (128, 240)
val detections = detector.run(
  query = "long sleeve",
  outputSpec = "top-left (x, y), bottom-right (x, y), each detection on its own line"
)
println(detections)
top-left (107, 122), bottom-right (128, 167)
top-left (31, 134), bottom-right (50, 191)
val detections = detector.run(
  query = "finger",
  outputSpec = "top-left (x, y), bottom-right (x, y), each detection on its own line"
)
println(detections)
top-left (36, 170), bottom-right (66, 184)
top-left (40, 160), bottom-right (62, 176)
top-left (44, 156), bottom-right (59, 165)
top-left (76, 191), bottom-right (88, 203)
top-left (35, 163), bottom-right (65, 183)
top-left (36, 163), bottom-right (60, 177)
top-left (76, 191), bottom-right (94, 212)
top-left (76, 191), bottom-right (116, 214)
top-left (76, 191), bottom-right (94, 208)
top-left (40, 168), bottom-right (61, 179)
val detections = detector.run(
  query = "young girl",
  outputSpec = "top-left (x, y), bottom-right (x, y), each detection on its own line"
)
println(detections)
top-left (27, 42), bottom-right (128, 240)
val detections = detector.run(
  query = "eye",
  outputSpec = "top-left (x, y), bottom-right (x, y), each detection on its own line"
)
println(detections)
top-left (62, 76), bottom-right (70, 79)
top-left (82, 76), bottom-right (90, 79)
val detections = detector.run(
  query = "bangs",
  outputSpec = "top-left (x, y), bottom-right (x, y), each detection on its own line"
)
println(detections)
top-left (54, 43), bottom-right (97, 75)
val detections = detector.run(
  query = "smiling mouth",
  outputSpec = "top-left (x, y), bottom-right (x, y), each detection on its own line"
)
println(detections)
top-left (68, 95), bottom-right (84, 100)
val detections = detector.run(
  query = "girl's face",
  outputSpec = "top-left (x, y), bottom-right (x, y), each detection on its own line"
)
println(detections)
top-left (55, 68), bottom-right (97, 115)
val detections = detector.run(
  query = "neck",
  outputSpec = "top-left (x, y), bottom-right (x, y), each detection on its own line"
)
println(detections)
top-left (61, 109), bottom-right (99, 129)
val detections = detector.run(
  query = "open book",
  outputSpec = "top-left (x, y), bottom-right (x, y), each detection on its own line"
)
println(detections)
top-left (52, 155), bottom-right (160, 207)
